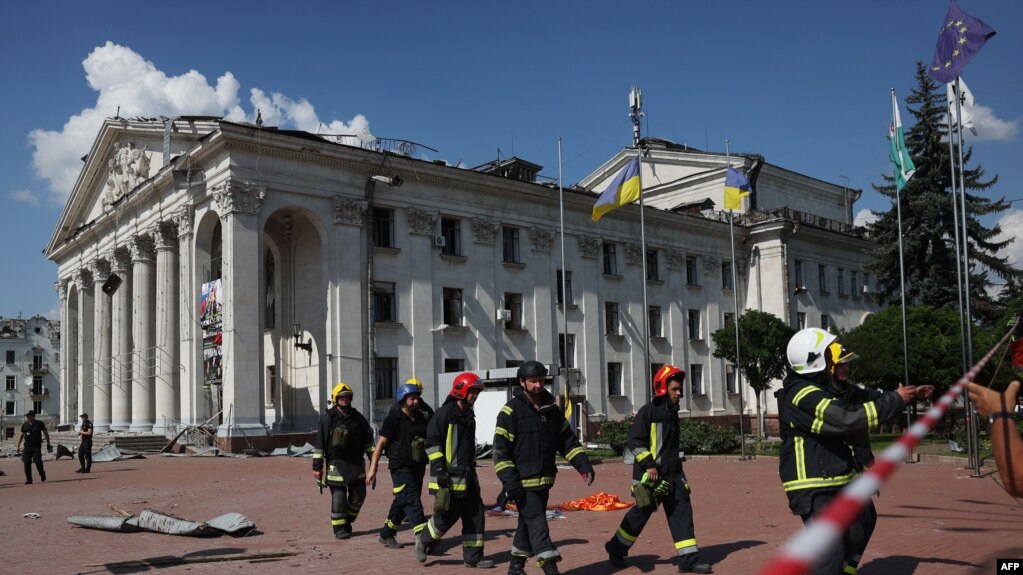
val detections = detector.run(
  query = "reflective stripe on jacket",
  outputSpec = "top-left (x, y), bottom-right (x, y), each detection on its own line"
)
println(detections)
top-left (628, 397), bottom-right (683, 482)
top-left (426, 396), bottom-right (478, 495)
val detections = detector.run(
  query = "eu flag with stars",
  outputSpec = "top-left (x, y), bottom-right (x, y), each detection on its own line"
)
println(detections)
top-left (928, 1), bottom-right (996, 84)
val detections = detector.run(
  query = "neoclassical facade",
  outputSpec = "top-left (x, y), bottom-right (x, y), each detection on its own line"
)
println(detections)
top-left (48, 117), bottom-right (879, 445)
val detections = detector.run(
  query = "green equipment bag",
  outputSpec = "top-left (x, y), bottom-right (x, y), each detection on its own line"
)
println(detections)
top-left (631, 483), bottom-right (657, 512)
top-left (330, 423), bottom-right (349, 450)
top-left (410, 436), bottom-right (427, 464)
top-left (434, 487), bottom-right (451, 513)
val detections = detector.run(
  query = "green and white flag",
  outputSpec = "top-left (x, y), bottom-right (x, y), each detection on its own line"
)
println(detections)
top-left (889, 89), bottom-right (915, 192)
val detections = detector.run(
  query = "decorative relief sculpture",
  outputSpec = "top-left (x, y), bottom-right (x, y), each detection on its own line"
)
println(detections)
top-left (90, 259), bottom-right (111, 283)
top-left (173, 206), bottom-right (194, 237)
top-left (213, 181), bottom-right (266, 217)
top-left (578, 235), bottom-right (600, 259)
top-left (471, 217), bottom-right (499, 244)
top-left (153, 221), bottom-right (178, 250)
top-left (111, 247), bottom-right (132, 271)
top-left (624, 242), bottom-right (643, 266)
top-left (529, 227), bottom-right (555, 252)
top-left (130, 234), bottom-right (156, 262)
top-left (73, 268), bottom-right (94, 290)
top-left (104, 141), bottom-right (152, 205)
top-left (333, 195), bottom-right (367, 226)
top-left (407, 207), bottom-right (438, 235)
top-left (666, 249), bottom-right (685, 271)
top-left (704, 254), bottom-right (720, 277)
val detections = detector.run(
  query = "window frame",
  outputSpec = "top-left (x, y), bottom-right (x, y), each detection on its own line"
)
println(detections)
top-left (372, 281), bottom-right (397, 323)
top-left (502, 226), bottom-right (521, 264)
top-left (440, 217), bottom-right (462, 256)
top-left (372, 207), bottom-right (395, 249)
top-left (375, 356), bottom-right (398, 400)
top-left (442, 287), bottom-right (463, 326)
top-left (504, 292), bottom-right (524, 330)
top-left (603, 243), bottom-right (619, 275)
top-left (605, 302), bottom-right (621, 336)
top-left (607, 362), bottom-right (623, 396)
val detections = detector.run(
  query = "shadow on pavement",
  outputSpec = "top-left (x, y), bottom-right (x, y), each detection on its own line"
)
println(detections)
top-left (701, 539), bottom-right (767, 564)
top-left (860, 555), bottom-right (981, 575)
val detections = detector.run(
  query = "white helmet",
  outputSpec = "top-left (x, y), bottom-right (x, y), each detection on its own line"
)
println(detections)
top-left (787, 328), bottom-right (837, 374)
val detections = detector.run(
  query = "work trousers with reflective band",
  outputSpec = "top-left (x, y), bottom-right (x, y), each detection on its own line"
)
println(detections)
top-left (79, 439), bottom-right (93, 471)
top-left (326, 460), bottom-right (367, 535)
top-left (382, 465), bottom-right (427, 539)
top-left (799, 490), bottom-right (875, 575)
top-left (22, 446), bottom-right (44, 480)
top-left (606, 476), bottom-right (702, 570)
top-left (510, 489), bottom-right (560, 567)
top-left (417, 486), bottom-right (486, 564)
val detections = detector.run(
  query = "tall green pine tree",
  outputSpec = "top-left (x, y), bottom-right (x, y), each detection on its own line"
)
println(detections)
top-left (867, 62), bottom-right (1015, 324)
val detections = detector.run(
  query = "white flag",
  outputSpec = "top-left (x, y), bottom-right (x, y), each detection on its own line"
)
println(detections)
top-left (947, 78), bottom-right (977, 136)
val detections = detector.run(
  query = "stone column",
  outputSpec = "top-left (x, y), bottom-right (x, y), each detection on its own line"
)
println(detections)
top-left (57, 280), bottom-right (71, 424)
top-left (91, 259), bottom-right (112, 432)
top-left (214, 182), bottom-right (268, 438)
top-left (130, 234), bottom-right (156, 432)
top-left (109, 246), bottom-right (133, 431)
top-left (175, 207), bottom-right (197, 424)
top-left (74, 268), bottom-right (95, 422)
top-left (153, 222), bottom-right (180, 435)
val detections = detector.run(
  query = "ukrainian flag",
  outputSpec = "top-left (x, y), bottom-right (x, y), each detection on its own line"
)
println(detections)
top-left (724, 166), bottom-right (751, 211)
top-left (592, 156), bottom-right (642, 221)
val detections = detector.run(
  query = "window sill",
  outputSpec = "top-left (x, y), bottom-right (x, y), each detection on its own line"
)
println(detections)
top-left (603, 273), bottom-right (622, 280)
top-left (646, 278), bottom-right (664, 286)
top-left (722, 287), bottom-right (734, 293)
top-left (441, 325), bottom-right (469, 334)
top-left (374, 321), bottom-right (403, 330)
top-left (649, 335), bottom-right (667, 342)
top-left (686, 283), bottom-right (702, 289)
top-left (374, 246), bottom-right (401, 255)
top-left (503, 327), bottom-right (528, 335)
top-left (692, 393), bottom-right (707, 397)
top-left (819, 291), bottom-right (831, 296)
top-left (608, 394), bottom-right (628, 400)
top-left (606, 334), bottom-right (625, 341)
top-left (503, 261), bottom-right (526, 269)
top-left (689, 337), bottom-right (705, 343)
top-left (441, 254), bottom-right (467, 264)
top-left (557, 303), bottom-right (579, 310)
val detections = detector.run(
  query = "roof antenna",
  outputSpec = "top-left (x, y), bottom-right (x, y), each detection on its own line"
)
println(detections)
top-left (256, 109), bottom-right (263, 128)
top-left (115, 106), bottom-right (120, 119)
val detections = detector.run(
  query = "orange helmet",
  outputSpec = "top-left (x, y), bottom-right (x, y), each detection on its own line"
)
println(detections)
top-left (653, 364), bottom-right (685, 397)
top-left (450, 372), bottom-right (484, 400)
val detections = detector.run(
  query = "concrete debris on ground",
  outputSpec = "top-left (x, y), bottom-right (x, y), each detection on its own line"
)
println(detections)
top-left (92, 444), bottom-right (146, 462)
top-left (68, 509), bottom-right (256, 537)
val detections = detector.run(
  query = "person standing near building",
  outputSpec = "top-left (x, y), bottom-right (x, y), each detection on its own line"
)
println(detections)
top-left (493, 360), bottom-right (594, 575)
top-left (77, 413), bottom-right (94, 473)
top-left (16, 410), bottom-right (51, 484)
top-left (414, 372), bottom-right (495, 569)
top-left (778, 328), bottom-right (930, 575)
top-left (367, 382), bottom-right (431, 549)
top-left (604, 365), bottom-right (712, 574)
top-left (311, 382), bottom-right (375, 539)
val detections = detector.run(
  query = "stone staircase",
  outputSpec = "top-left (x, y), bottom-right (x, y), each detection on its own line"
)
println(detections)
top-left (44, 430), bottom-right (170, 452)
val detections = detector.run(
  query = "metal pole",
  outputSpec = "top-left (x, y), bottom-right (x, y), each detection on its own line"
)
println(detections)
top-left (946, 105), bottom-right (967, 376)
top-left (953, 77), bottom-right (981, 476)
top-left (557, 138), bottom-right (573, 434)
top-left (726, 142), bottom-right (747, 459)
top-left (630, 86), bottom-right (652, 404)
top-left (891, 90), bottom-right (912, 463)
top-left (365, 177), bottom-right (378, 432)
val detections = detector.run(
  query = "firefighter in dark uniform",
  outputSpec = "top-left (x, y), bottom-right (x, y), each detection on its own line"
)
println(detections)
top-left (392, 377), bottom-right (434, 419)
top-left (604, 365), bottom-right (712, 574)
top-left (16, 410), bottom-right (51, 484)
top-left (77, 413), bottom-right (94, 473)
top-left (778, 328), bottom-right (931, 575)
top-left (494, 360), bottom-right (594, 575)
top-left (367, 382), bottom-right (432, 549)
top-left (312, 382), bottom-right (375, 539)
top-left (414, 372), bottom-right (495, 569)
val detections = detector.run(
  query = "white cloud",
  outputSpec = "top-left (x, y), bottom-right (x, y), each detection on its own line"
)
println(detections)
top-left (10, 189), bottom-right (41, 206)
top-left (995, 209), bottom-right (1023, 268)
top-left (968, 104), bottom-right (1019, 142)
top-left (27, 41), bottom-right (371, 206)
top-left (854, 208), bottom-right (879, 227)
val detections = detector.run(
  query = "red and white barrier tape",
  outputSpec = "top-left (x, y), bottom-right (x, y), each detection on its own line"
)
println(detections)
top-left (756, 329), bottom-right (1012, 575)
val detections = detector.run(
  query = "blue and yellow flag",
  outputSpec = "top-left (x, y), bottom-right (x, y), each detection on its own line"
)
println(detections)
top-left (564, 388), bottom-right (573, 425)
top-left (724, 166), bottom-right (751, 210)
top-left (928, 0), bottom-right (996, 84)
top-left (592, 156), bottom-right (641, 221)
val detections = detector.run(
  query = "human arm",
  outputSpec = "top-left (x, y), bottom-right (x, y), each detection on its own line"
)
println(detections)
top-left (425, 407), bottom-right (451, 487)
top-left (493, 404), bottom-right (522, 497)
top-left (626, 405), bottom-right (658, 481)
top-left (366, 435), bottom-right (389, 487)
top-left (967, 380), bottom-right (1023, 497)
top-left (43, 424), bottom-right (51, 449)
top-left (311, 413), bottom-right (327, 480)
top-left (557, 413), bottom-right (593, 485)
top-left (788, 382), bottom-right (912, 437)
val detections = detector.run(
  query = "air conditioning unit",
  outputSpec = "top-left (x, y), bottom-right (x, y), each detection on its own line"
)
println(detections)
top-left (496, 309), bottom-right (511, 323)
top-left (434, 235), bottom-right (447, 248)
top-left (862, 284), bottom-right (871, 294)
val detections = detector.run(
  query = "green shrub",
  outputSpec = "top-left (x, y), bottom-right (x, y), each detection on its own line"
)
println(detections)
top-left (679, 419), bottom-right (740, 455)
top-left (597, 416), bottom-right (634, 455)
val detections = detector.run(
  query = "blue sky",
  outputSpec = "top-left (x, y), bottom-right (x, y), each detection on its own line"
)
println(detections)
top-left (1, 1), bottom-right (1021, 319)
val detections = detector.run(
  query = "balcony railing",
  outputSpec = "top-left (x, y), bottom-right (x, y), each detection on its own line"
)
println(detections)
top-left (30, 363), bottom-right (49, 375)
top-left (29, 385), bottom-right (49, 399)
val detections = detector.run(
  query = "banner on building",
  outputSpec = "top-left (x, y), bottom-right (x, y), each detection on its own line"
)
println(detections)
top-left (200, 279), bottom-right (223, 387)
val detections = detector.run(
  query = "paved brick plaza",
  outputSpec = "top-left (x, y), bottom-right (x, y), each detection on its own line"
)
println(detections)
top-left (1, 453), bottom-right (1019, 574)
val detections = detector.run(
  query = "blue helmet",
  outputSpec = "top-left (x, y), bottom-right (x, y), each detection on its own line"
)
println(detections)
top-left (396, 383), bottom-right (421, 404)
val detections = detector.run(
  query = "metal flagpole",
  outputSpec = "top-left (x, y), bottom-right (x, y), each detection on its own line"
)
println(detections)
top-left (953, 77), bottom-right (981, 476)
top-left (891, 89), bottom-right (913, 462)
top-left (725, 140), bottom-right (747, 460)
top-left (630, 86), bottom-right (652, 404)
top-left (557, 138), bottom-right (573, 434)
top-left (945, 98), bottom-right (967, 376)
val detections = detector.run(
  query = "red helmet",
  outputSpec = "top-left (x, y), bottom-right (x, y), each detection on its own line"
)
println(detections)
top-left (653, 364), bottom-right (685, 397)
top-left (450, 372), bottom-right (484, 400)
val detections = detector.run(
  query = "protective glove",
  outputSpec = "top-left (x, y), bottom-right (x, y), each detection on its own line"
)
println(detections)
top-left (640, 471), bottom-right (669, 495)
top-left (505, 484), bottom-right (525, 503)
top-left (581, 470), bottom-right (595, 486)
top-left (46, 444), bottom-right (53, 453)
top-left (435, 468), bottom-right (452, 488)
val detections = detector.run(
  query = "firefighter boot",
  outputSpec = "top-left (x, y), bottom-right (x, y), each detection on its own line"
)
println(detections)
top-left (605, 541), bottom-right (627, 568)
top-left (539, 559), bottom-right (560, 575)
top-left (678, 563), bottom-right (712, 574)
top-left (507, 556), bottom-right (527, 575)
top-left (465, 559), bottom-right (496, 569)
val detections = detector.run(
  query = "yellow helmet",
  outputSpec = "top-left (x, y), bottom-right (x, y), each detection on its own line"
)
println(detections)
top-left (331, 382), bottom-right (353, 401)
top-left (406, 377), bottom-right (423, 390)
